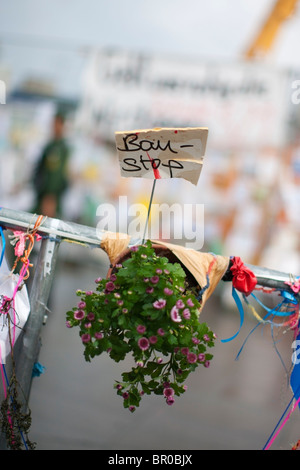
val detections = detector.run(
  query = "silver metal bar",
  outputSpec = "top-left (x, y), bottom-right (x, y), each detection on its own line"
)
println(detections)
top-left (246, 263), bottom-right (298, 292)
top-left (15, 231), bottom-right (61, 410)
top-left (0, 220), bottom-right (61, 449)
top-left (0, 206), bottom-right (103, 247)
top-left (0, 207), bottom-right (298, 293)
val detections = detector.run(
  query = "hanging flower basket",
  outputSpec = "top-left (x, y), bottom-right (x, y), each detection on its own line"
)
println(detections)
top-left (66, 240), bottom-right (228, 412)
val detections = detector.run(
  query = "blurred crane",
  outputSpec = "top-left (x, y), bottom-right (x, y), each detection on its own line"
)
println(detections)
top-left (245, 0), bottom-right (299, 59)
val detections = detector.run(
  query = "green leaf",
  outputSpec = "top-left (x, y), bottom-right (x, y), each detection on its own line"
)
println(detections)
top-left (144, 361), bottom-right (159, 373)
top-left (141, 383), bottom-right (151, 395)
top-left (148, 379), bottom-right (159, 389)
top-left (117, 315), bottom-right (127, 327)
top-left (167, 334), bottom-right (178, 346)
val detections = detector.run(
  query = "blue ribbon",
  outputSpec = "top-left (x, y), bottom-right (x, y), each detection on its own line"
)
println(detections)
top-left (221, 287), bottom-right (298, 345)
top-left (0, 226), bottom-right (5, 267)
top-left (262, 384), bottom-right (300, 450)
top-left (250, 292), bottom-right (293, 317)
top-left (291, 328), bottom-right (300, 408)
top-left (221, 286), bottom-right (244, 343)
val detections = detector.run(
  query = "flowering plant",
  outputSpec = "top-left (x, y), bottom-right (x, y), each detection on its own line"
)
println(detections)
top-left (66, 241), bottom-right (215, 412)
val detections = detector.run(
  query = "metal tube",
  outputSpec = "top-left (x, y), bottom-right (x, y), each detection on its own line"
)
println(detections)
top-left (0, 206), bottom-right (298, 293)
top-left (246, 263), bottom-right (298, 292)
top-left (15, 232), bottom-right (61, 411)
top-left (0, 206), bottom-right (103, 247)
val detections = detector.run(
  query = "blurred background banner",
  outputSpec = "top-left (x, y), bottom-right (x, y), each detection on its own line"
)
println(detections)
top-left (78, 49), bottom-right (290, 150)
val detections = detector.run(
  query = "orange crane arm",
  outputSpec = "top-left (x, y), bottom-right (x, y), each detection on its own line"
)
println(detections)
top-left (245, 0), bottom-right (298, 58)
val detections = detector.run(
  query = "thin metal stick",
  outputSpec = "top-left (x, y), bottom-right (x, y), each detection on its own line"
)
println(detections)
top-left (142, 179), bottom-right (157, 244)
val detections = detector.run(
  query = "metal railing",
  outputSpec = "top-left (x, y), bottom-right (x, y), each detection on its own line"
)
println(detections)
top-left (0, 205), bottom-right (299, 449)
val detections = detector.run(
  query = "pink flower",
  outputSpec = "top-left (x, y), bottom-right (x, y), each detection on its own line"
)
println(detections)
top-left (130, 246), bottom-right (139, 252)
top-left (117, 300), bottom-right (124, 306)
top-left (182, 308), bottom-right (191, 319)
top-left (198, 353), bottom-right (205, 362)
top-left (157, 357), bottom-right (163, 364)
top-left (163, 387), bottom-right (175, 398)
top-left (153, 299), bottom-right (166, 309)
top-left (95, 277), bottom-right (102, 283)
top-left (181, 347), bottom-right (189, 355)
top-left (87, 312), bottom-right (95, 321)
top-left (66, 321), bottom-right (71, 328)
top-left (150, 276), bottom-right (159, 284)
top-left (78, 301), bottom-right (86, 309)
top-left (86, 291), bottom-right (93, 296)
top-left (138, 337), bottom-right (150, 351)
top-left (122, 308), bottom-right (128, 314)
top-left (110, 274), bottom-right (117, 281)
top-left (164, 269), bottom-right (170, 275)
top-left (157, 328), bottom-right (165, 336)
top-left (166, 397), bottom-right (175, 405)
top-left (116, 384), bottom-right (122, 390)
top-left (170, 306), bottom-right (182, 323)
top-left (149, 336), bottom-right (157, 344)
top-left (176, 299), bottom-right (185, 309)
top-left (192, 337), bottom-right (200, 344)
top-left (129, 406), bottom-right (136, 412)
top-left (81, 333), bottom-right (91, 343)
top-left (84, 322), bottom-right (92, 329)
top-left (203, 334), bottom-right (210, 342)
top-left (187, 352), bottom-right (197, 363)
top-left (156, 269), bottom-right (162, 274)
top-left (146, 286), bottom-right (154, 294)
top-left (187, 298), bottom-right (194, 307)
top-left (74, 310), bottom-right (85, 320)
top-left (95, 332), bottom-right (103, 340)
top-left (144, 277), bottom-right (149, 282)
top-left (204, 360), bottom-right (210, 368)
top-left (105, 281), bottom-right (116, 292)
top-left (163, 287), bottom-right (173, 296)
top-left (122, 392), bottom-right (129, 399)
top-left (136, 325), bottom-right (146, 334)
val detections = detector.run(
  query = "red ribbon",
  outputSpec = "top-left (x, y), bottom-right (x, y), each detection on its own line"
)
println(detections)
top-left (230, 256), bottom-right (257, 295)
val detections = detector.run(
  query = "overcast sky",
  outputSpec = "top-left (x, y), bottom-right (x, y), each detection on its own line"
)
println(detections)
top-left (1, 0), bottom-right (300, 97)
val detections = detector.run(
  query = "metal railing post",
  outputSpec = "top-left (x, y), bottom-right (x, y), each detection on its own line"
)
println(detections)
top-left (15, 233), bottom-right (61, 410)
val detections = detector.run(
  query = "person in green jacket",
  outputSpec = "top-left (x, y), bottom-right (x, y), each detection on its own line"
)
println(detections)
top-left (33, 112), bottom-right (70, 218)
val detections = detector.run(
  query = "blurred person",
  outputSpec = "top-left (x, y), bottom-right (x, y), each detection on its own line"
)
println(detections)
top-left (32, 112), bottom-right (70, 218)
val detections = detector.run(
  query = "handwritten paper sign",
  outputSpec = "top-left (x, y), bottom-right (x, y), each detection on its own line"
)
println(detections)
top-left (115, 127), bottom-right (208, 185)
